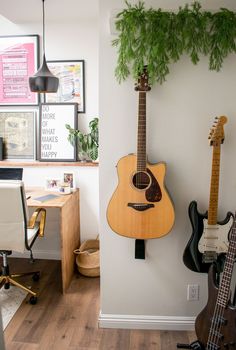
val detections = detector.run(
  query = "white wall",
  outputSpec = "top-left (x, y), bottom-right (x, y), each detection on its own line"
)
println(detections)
top-left (0, 13), bottom-right (99, 257)
top-left (99, 0), bottom-right (236, 329)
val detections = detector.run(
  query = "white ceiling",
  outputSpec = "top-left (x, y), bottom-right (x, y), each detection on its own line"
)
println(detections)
top-left (0, 0), bottom-right (98, 23)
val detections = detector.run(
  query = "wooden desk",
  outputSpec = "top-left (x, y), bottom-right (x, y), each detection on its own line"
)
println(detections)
top-left (26, 188), bottom-right (80, 294)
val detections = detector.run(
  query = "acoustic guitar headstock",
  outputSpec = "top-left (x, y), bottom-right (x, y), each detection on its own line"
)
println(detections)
top-left (208, 116), bottom-right (227, 146)
top-left (135, 66), bottom-right (151, 92)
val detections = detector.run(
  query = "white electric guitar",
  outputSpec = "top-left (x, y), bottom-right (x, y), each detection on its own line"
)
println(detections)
top-left (198, 116), bottom-right (233, 261)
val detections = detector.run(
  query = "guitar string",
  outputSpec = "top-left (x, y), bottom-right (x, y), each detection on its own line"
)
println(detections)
top-left (137, 91), bottom-right (146, 188)
top-left (206, 228), bottom-right (236, 349)
top-left (207, 122), bottom-right (228, 349)
top-left (207, 252), bottom-right (236, 348)
top-left (208, 146), bottom-right (220, 226)
top-left (207, 245), bottom-right (232, 348)
top-left (207, 303), bottom-right (224, 349)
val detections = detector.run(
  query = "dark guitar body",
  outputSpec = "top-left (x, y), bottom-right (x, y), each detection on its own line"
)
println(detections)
top-left (195, 264), bottom-right (236, 348)
top-left (183, 200), bottom-right (232, 273)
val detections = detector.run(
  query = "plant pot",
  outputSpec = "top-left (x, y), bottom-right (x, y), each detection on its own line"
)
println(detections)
top-left (78, 150), bottom-right (90, 162)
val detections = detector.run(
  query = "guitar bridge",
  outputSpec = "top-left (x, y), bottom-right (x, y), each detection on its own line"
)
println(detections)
top-left (128, 203), bottom-right (154, 211)
top-left (202, 251), bottom-right (217, 263)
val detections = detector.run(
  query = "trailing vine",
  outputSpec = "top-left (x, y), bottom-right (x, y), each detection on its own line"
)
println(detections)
top-left (112, 1), bottom-right (236, 85)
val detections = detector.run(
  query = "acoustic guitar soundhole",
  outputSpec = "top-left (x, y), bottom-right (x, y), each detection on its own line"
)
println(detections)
top-left (132, 171), bottom-right (151, 190)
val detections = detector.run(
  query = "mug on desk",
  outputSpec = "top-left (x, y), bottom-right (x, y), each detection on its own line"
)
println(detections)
top-left (59, 182), bottom-right (71, 195)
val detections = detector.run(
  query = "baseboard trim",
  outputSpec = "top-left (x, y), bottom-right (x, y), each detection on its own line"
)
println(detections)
top-left (11, 250), bottom-right (60, 260)
top-left (98, 312), bottom-right (195, 331)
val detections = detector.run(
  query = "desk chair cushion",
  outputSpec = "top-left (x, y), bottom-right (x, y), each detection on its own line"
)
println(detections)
top-left (0, 180), bottom-right (46, 304)
top-left (0, 180), bottom-right (39, 253)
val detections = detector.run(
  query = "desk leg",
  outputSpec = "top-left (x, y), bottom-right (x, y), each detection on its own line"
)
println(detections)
top-left (60, 191), bottom-right (80, 293)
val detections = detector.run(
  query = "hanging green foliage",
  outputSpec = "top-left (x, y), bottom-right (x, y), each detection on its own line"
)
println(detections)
top-left (112, 1), bottom-right (236, 85)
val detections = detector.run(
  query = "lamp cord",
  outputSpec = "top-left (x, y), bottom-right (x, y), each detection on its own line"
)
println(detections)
top-left (42, 0), bottom-right (45, 55)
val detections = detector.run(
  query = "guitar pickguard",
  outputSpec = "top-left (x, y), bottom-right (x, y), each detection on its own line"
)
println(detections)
top-left (145, 168), bottom-right (162, 202)
top-left (183, 201), bottom-right (233, 273)
top-left (198, 216), bottom-right (233, 255)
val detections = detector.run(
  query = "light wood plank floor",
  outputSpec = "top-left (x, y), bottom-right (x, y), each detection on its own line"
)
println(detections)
top-left (3, 258), bottom-right (196, 350)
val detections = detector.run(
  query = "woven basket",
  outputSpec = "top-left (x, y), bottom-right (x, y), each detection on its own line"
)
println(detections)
top-left (74, 237), bottom-right (100, 277)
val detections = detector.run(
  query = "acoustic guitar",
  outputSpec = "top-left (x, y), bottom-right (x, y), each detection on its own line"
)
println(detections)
top-left (194, 211), bottom-right (236, 349)
top-left (183, 116), bottom-right (233, 273)
top-left (106, 68), bottom-right (175, 239)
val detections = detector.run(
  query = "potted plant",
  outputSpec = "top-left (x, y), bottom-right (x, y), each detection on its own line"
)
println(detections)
top-left (65, 117), bottom-right (99, 161)
top-left (113, 1), bottom-right (236, 85)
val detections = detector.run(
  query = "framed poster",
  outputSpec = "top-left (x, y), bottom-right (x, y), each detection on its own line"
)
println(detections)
top-left (0, 109), bottom-right (37, 159)
top-left (39, 103), bottom-right (78, 161)
top-left (0, 35), bottom-right (39, 106)
top-left (44, 60), bottom-right (85, 113)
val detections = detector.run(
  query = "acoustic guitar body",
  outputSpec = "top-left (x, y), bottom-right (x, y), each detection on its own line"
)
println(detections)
top-left (106, 154), bottom-right (175, 239)
top-left (195, 264), bottom-right (236, 348)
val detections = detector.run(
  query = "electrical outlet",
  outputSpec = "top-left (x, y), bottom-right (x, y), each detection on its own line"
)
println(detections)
top-left (187, 284), bottom-right (199, 301)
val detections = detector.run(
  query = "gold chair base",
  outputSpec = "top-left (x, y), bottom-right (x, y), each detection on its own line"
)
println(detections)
top-left (0, 272), bottom-right (39, 297)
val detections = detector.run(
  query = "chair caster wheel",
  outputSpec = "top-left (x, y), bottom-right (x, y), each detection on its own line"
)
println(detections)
top-left (29, 296), bottom-right (37, 305)
top-left (4, 282), bottom-right (10, 289)
top-left (32, 272), bottom-right (40, 282)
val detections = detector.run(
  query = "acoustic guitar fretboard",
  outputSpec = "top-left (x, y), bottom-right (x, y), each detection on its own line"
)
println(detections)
top-left (137, 91), bottom-right (147, 172)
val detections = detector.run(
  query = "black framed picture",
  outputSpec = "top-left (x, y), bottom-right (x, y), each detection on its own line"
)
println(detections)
top-left (39, 103), bottom-right (78, 162)
top-left (44, 60), bottom-right (85, 113)
top-left (0, 109), bottom-right (37, 159)
top-left (0, 35), bottom-right (39, 106)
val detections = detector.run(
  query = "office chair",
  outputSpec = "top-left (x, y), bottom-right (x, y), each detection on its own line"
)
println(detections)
top-left (0, 180), bottom-right (46, 304)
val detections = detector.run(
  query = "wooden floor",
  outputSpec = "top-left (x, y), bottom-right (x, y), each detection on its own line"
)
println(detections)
top-left (3, 258), bottom-right (196, 350)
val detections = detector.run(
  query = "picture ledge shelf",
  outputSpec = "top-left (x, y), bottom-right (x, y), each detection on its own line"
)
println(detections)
top-left (0, 161), bottom-right (99, 167)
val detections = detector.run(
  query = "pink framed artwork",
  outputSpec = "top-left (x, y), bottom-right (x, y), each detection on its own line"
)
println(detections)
top-left (0, 35), bottom-right (39, 106)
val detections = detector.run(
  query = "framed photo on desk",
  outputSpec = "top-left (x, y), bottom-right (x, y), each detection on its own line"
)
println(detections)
top-left (63, 172), bottom-right (75, 190)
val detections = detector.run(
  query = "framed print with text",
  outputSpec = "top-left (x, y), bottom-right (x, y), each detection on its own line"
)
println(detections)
top-left (0, 35), bottom-right (39, 106)
top-left (45, 60), bottom-right (85, 113)
top-left (0, 109), bottom-right (37, 159)
top-left (39, 103), bottom-right (78, 162)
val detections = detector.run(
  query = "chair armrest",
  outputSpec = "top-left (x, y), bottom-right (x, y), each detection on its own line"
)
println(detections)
top-left (28, 208), bottom-right (46, 237)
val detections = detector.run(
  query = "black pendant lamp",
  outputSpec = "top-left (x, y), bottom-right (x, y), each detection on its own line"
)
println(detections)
top-left (29, 0), bottom-right (59, 93)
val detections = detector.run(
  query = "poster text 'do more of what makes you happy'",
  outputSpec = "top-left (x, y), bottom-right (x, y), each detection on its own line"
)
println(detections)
top-left (41, 110), bottom-right (58, 158)
top-left (39, 103), bottom-right (78, 162)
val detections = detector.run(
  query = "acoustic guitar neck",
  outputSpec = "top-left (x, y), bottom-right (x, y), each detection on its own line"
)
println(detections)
top-left (137, 91), bottom-right (147, 172)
